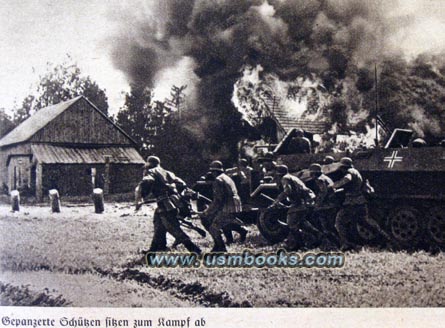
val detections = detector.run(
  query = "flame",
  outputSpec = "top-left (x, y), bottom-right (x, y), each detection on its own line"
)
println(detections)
top-left (232, 65), bottom-right (331, 126)
top-left (232, 65), bottom-right (392, 154)
top-left (231, 65), bottom-right (268, 126)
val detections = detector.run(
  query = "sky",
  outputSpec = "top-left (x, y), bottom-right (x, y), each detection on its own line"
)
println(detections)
top-left (0, 0), bottom-right (445, 116)
top-left (0, 0), bottom-right (127, 115)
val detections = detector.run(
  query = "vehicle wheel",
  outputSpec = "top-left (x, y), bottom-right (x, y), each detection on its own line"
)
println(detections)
top-left (427, 206), bottom-right (445, 248)
top-left (388, 206), bottom-right (422, 247)
top-left (257, 208), bottom-right (289, 244)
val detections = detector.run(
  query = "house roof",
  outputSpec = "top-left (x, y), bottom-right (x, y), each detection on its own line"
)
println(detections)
top-left (0, 96), bottom-right (137, 147)
top-left (31, 144), bottom-right (145, 164)
top-left (272, 107), bottom-right (329, 134)
top-left (0, 97), bottom-right (81, 147)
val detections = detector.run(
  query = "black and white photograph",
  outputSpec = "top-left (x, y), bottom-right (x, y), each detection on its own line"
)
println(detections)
top-left (0, 0), bottom-right (445, 325)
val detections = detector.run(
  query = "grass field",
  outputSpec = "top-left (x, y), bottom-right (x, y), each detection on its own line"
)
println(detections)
top-left (0, 203), bottom-right (444, 307)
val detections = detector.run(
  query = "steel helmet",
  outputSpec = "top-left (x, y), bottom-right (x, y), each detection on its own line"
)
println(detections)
top-left (309, 163), bottom-right (322, 173)
top-left (258, 152), bottom-right (274, 162)
top-left (339, 157), bottom-right (353, 168)
top-left (146, 155), bottom-right (160, 166)
top-left (209, 160), bottom-right (224, 172)
top-left (275, 164), bottom-right (289, 175)
top-left (295, 128), bottom-right (304, 137)
top-left (323, 155), bottom-right (335, 164)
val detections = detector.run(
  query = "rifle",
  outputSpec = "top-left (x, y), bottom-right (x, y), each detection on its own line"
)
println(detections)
top-left (260, 193), bottom-right (288, 208)
top-left (178, 216), bottom-right (207, 237)
top-left (134, 198), bottom-right (156, 211)
top-left (196, 192), bottom-right (212, 204)
top-left (171, 216), bottom-right (207, 249)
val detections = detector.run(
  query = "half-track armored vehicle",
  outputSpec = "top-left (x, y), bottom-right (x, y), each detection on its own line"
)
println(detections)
top-left (194, 128), bottom-right (445, 250)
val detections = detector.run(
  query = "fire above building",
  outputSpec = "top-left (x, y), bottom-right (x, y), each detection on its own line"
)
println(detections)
top-left (231, 64), bottom-right (389, 155)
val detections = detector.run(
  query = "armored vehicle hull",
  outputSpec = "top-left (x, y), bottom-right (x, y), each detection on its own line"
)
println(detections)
top-left (276, 131), bottom-right (445, 249)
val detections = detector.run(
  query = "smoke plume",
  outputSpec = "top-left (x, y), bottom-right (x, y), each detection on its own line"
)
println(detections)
top-left (108, 0), bottom-right (445, 159)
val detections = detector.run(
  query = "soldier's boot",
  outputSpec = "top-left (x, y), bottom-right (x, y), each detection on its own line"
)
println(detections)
top-left (182, 240), bottom-right (202, 255)
top-left (148, 245), bottom-right (169, 252)
top-left (148, 237), bottom-right (169, 253)
top-left (239, 227), bottom-right (248, 243)
top-left (171, 239), bottom-right (181, 249)
top-left (211, 245), bottom-right (227, 253)
top-left (284, 232), bottom-right (304, 251)
top-left (222, 227), bottom-right (234, 245)
top-left (210, 234), bottom-right (228, 253)
top-left (225, 224), bottom-right (248, 243)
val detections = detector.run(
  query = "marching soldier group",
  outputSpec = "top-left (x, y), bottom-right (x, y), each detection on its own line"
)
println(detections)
top-left (135, 152), bottom-right (392, 254)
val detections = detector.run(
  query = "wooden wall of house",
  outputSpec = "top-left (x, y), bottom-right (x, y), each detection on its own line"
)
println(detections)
top-left (41, 163), bottom-right (143, 197)
top-left (0, 143), bottom-right (32, 192)
top-left (8, 156), bottom-right (32, 192)
top-left (42, 164), bottom-right (105, 196)
top-left (31, 98), bottom-right (132, 145)
top-left (109, 164), bottom-right (143, 194)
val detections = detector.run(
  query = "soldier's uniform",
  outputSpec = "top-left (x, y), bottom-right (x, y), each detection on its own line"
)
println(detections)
top-left (201, 161), bottom-right (243, 252)
top-left (197, 170), bottom-right (247, 245)
top-left (313, 175), bottom-right (334, 207)
top-left (138, 156), bottom-right (201, 254)
top-left (334, 157), bottom-right (391, 250)
top-left (309, 163), bottom-right (338, 248)
top-left (271, 165), bottom-right (321, 250)
top-left (287, 129), bottom-right (311, 154)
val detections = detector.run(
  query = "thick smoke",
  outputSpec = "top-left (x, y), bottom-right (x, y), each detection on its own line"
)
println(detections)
top-left (109, 0), bottom-right (445, 159)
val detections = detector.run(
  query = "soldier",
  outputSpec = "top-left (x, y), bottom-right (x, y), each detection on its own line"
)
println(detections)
top-left (196, 170), bottom-right (247, 245)
top-left (333, 157), bottom-right (392, 251)
top-left (226, 158), bottom-right (252, 184)
top-left (198, 161), bottom-right (244, 252)
top-left (136, 156), bottom-right (202, 254)
top-left (309, 163), bottom-right (334, 207)
top-left (270, 165), bottom-right (322, 250)
top-left (226, 158), bottom-right (253, 201)
top-left (287, 128), bottom-right (311, 154)
top-left (309, 163), bottom-right (339, 248)
top-left (237, 158), bottom-right (253, 186)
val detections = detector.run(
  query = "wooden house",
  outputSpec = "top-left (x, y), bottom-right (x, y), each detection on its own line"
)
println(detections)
top-left (0, 96), bottom-right (145, 201)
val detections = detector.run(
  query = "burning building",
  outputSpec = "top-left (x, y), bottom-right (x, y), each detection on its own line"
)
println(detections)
top-left (0, 96), bottom-right (145, 201)
top-left (109, 1), bottom-right (445, 165)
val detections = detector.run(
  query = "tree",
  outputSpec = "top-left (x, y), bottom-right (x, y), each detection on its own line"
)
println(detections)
top-left (115, 84), bottom-right (207, 182)
top-left (115, 85), bottom-right (168, 153)
top-left (0, 109), bottom-right (15, 138)
top-left (13, 59), bottom-right (109, 125)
